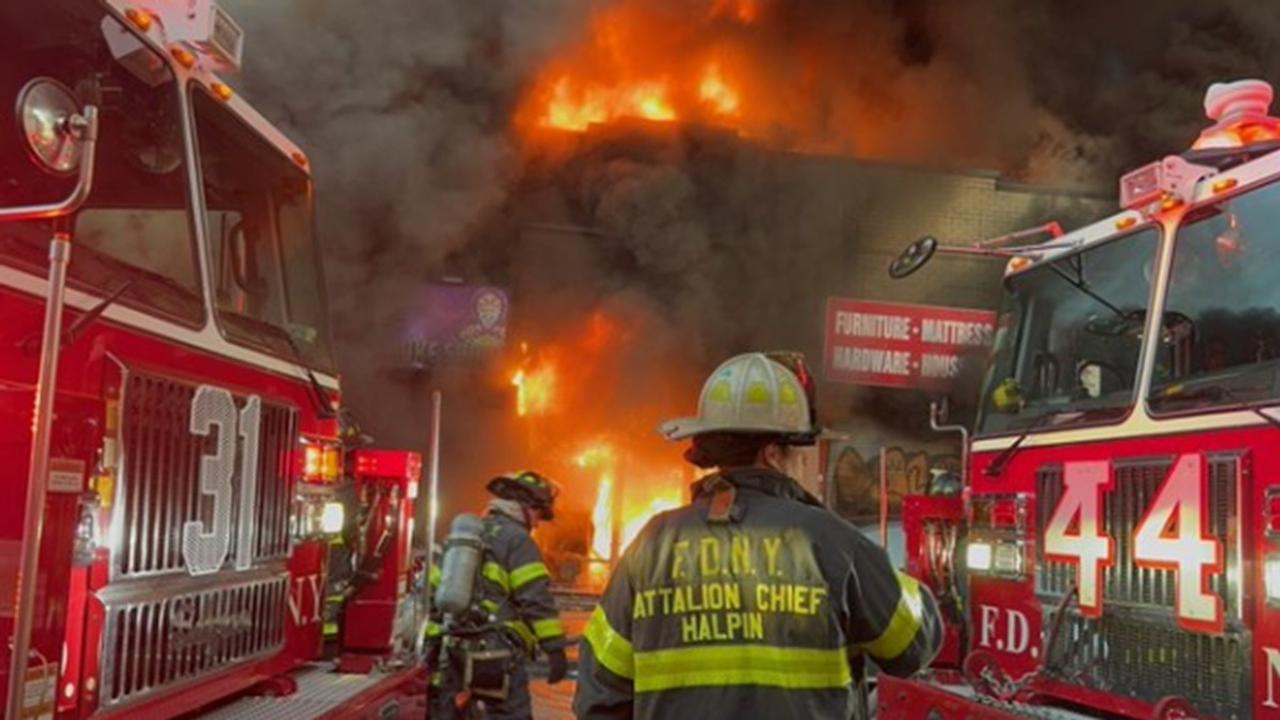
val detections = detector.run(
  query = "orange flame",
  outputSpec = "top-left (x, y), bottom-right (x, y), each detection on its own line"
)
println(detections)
top-left (711, 0), bottom-right (757, 23)
top-left (506, 310), bottom-right (697, 588)
top-left (543, 76), bottom-right (677, 132)
top-left (519, 2), bottom-right (754, 135)
top-left (511, 358), bottom-right (556, 417)
top-left (577, 444), bottom-right (618, 559)
top-left (699, 63), bottom-right (740, 116)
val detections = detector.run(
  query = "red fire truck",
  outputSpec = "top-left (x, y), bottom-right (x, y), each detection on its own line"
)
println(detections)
top-left (0, 1), bottom-right (427, 717)
top-left (879, 78), bottom-right (1280, 718)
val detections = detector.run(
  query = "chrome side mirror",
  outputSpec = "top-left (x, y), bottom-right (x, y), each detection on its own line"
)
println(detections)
top-left (17, 78), bottom-right (89, 175)
top-left (889, 235), bottom-right (938, 279)
top-left (1, 77), bottom-right (99, 222)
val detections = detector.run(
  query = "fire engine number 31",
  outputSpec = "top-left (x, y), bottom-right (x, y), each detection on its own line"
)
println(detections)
top-left (1042, 454), bottom-right (1224, 634)
top-left (184, 386), bottom-right (264, 577)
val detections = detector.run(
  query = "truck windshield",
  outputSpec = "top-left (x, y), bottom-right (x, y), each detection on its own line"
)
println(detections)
top-left (192, 89), bottom-right (335, 372)
top-left (978, 227), bottom-right (1160, 435)
top-left (1150, 181), bottom-right (1280, 412)
top-left (0, 3), bottom-right (202, 324)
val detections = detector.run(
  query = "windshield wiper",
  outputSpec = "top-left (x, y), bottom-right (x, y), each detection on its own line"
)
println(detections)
top-left (223, 309), bottom-right (336, 419)
top-left (985, 410), bottom-right (1066, 478)
top-left (1044, 257), bottom-right (1126, 319)
top-left (62, 279), bottom-right (136, 348)
top-left (1156, 379), bottom-right (1280, 430)
top-left (284, 332), bottom-right (337, 419)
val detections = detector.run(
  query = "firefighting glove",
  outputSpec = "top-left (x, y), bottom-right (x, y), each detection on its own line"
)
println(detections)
top-left (546, 648), bottom-right (568, 685)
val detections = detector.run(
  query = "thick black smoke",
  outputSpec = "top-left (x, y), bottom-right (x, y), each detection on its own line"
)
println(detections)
top-left (222, 0), bottom-right (1280, 512)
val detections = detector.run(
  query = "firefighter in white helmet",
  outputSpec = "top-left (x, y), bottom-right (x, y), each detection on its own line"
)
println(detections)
top-left (573, 352), bottom-right (943, 720)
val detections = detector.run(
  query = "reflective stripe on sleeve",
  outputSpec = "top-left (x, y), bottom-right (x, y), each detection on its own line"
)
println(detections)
top-left (429, 565), bottom-right (442, 588)
top-left (584, 606), bottom-right (635, 680)
top-left (856, 571), bottom-right (925, 661)
top-left (632, 644), bottom-right (851, 692)
top-left (510, 561), bottom-right (551, 590)
top-left (482, 561), bottom-right (510, 594)
top-left (505, 620), bottom-right (537, 650)
top-left (532, 617), bottom-right (565, 640)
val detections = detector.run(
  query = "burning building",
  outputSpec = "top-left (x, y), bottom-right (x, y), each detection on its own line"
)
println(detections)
top-left (221, 0), bottom-right (1148, 587)
top-left (431, 116), bottom-right (1112, 586)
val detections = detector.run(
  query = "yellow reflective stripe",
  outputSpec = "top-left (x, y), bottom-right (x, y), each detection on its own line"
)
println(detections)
top-left (505, 620), bottom-right (537, 649)
top-left (482, 561), bottom-right (510, 593)
top-left (584, 606), bottom-right (634, 679)
top-left (857, 571), bottom-right (925, 661)
top-left (633, 645), bottom-right (851, 692)
top-left (425, 622), bottom-right (442, 637)
top-left (532, 617), bottom-right (565, 640)
top-left (429, 565), bottom-right (442, 587)
top-left (510, 562), bottom-right (550, 590)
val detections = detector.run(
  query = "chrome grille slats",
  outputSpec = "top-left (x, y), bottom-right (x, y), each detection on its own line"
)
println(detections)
top-left (1037, 458), bottom-right (1239, 613)
top-left (100, 572), bottom-right (289, 709)
top-left (112, 373), bottom-right (296, 577)
top-left (1042, 606), bottom-right (1249, 718)
top-left (1035, 456), bottom-right (1248, 718)
top-left (100, 372), bottom-right (299, 710)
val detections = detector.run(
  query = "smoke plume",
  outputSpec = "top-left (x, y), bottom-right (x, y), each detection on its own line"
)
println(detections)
top-left (223, 0), bottom-right (1280, 515)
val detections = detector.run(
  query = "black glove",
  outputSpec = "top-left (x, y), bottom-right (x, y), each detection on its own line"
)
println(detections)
top-left (546, 648), bottom-right (568, 685)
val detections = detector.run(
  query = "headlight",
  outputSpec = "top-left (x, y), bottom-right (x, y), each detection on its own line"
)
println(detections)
top-left (966, 539), bottom-right (1025, 578)
top-left (320, 502), bottom-right (345, 534)
top-left (966, 542), bottom-right (993, 572)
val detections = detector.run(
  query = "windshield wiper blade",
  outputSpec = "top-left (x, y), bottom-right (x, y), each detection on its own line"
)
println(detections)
top-left (63, 279), bottom-right (136, 348)
top-left (283, 332), bottom-right (336, 419)
top-left (985, 410), bottom-right (1063, 478)
top-left (228, 310), bottom-right (337, 419)
top-left (1044, 260), bottom-right (1126, 318)
top-left (1160, 381), bottom-right (1280, 430)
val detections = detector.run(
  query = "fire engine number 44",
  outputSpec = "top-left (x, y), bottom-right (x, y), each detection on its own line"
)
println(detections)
top-left (184, 386), bottom-right (263, 576)
top-left (1042, 454), bottom-right (1224, 634)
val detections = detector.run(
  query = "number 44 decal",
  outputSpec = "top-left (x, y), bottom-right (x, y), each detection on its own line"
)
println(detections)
top-left (1042, 455), bottom-right (1224, 634)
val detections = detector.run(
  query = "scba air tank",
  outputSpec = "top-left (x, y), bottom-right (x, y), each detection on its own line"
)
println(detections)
top-left (435, 513), bottom-right (485, 614)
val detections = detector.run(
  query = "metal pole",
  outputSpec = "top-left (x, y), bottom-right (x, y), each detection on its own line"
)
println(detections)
top-left (929, 401), bottom-right (971, 487)
top-left (878, 447), bottom-right (889, 548)
top-left (5, 105), bottom-right (96, 720)
top-left (7, 234), bottom-right (72, 720)
top-left (415, 390), bottom-right (443, 659)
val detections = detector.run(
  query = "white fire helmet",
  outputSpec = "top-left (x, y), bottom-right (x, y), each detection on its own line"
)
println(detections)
top-left (660, 352), bottom-right (818, 442)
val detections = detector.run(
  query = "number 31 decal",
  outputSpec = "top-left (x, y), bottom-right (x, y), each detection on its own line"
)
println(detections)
top-left (1043, 454), bottom-right (1224, 634)
top-left (183, 386), bottom-right (262, 576)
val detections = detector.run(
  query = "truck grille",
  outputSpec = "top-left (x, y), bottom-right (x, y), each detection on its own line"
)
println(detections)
top-left (113, 373), bottom-right (297, 577)
top-left (1036, 455), bottom-right (1247, 717)
top-left (1042, 607), bottom-right (1250, 719)
top-left (99, 371), bottom-right (299, 710)
top-left (99, 570), bottom-right (289, 710)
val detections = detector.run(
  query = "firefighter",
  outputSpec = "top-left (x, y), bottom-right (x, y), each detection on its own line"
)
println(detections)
top-left (430, 470), bottom-right (569, 719)
top-left (572, 352), bottom-right (943, 719)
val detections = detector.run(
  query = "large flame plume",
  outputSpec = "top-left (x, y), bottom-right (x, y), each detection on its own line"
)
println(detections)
top-left (513, 0), bottom-right (1058, 170)
top-left (516, 0), bottom-right (873, 153)
top-left (507, 309), bottom-right (698, 588)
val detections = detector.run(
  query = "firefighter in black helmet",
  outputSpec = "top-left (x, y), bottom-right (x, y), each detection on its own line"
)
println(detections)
top-left (429, 470), bottom-right (568, 719)
top-left (572, 352), bottom-right (943, 720)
